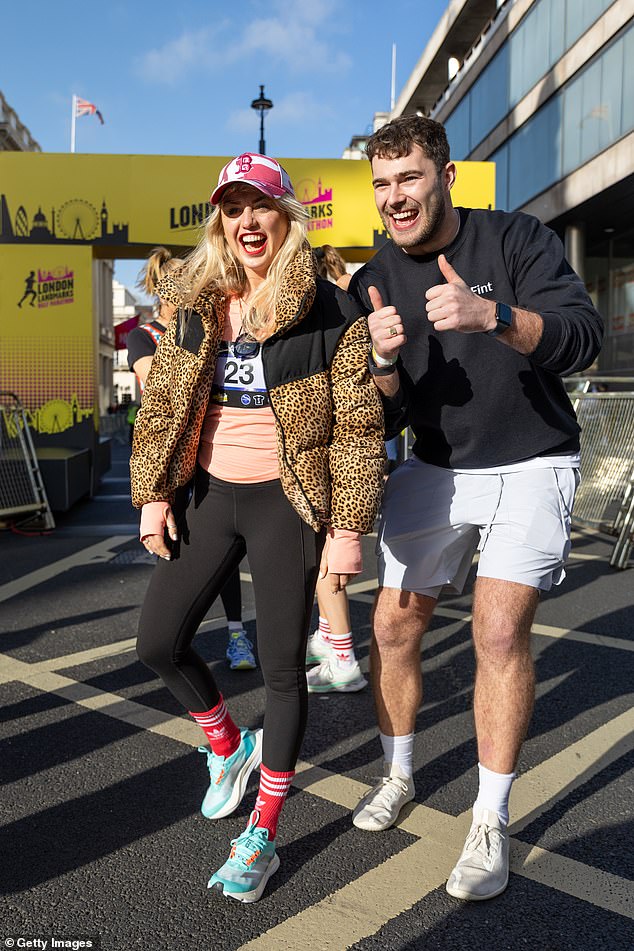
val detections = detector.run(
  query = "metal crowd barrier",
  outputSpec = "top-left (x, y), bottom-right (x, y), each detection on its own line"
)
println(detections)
top-left (570, 377), bottom-right (634, 569)
top-left (99, 412), bottom-right (128, 444)
top-left (0, 391), bottom-right (55, 530)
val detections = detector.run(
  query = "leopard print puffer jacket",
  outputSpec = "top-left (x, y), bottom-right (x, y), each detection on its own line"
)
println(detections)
top-left (130, 243), bottom-right (385, 534)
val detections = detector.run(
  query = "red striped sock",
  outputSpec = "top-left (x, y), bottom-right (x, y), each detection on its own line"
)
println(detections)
top-left (188, 697), bottom-right (240, 758)
top-left (318, 616), bottom-right (331, 642)
top-left (253, 765), bottom-right (294, 839)
top-left (329, 631), bottom-right (355, 666)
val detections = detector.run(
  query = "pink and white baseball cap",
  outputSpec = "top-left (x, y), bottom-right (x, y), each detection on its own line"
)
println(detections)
top-left (210, 153), bottom-right (295, 205)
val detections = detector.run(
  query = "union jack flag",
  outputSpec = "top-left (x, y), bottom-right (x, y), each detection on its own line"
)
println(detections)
top-left (75, 97), bottom-right (104, 124)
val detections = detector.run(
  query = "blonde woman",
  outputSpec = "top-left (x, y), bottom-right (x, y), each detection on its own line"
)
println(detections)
top-left (130, 154), bottom-right (385, 902)
top-left (128, 248), bottom-right (255, 670)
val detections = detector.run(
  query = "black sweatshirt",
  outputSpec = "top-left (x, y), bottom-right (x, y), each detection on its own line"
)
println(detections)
top-left (349, 207), bottom-right (603, 469)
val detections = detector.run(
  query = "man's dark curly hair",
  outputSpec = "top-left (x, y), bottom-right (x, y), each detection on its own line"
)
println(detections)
top-left (366, 115), bottom-right (450, 174)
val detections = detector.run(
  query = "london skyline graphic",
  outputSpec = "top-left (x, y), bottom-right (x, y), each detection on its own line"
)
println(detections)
top-left (0, 194), bottom-right (129, 245)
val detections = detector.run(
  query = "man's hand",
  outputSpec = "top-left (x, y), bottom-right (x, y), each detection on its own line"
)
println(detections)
top-left (426, 254), bottom-right (496, 333)
top-left (368, 286), bottom-right (407, 360)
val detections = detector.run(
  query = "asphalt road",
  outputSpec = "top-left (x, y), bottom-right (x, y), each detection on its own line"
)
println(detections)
top-left (1, 438), bottom-right (633, 950)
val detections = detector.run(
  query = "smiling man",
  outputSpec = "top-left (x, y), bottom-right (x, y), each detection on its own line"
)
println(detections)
top-left (348, 115), bottom-right (603, 901)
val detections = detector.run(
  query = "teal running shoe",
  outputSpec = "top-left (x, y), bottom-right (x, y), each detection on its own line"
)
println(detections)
top-left (208, 812), bottom-right (279, 903)
top-left (226, 630), bottom-right (257, 670)
top-left (199, 727), bottom-right (262, 819)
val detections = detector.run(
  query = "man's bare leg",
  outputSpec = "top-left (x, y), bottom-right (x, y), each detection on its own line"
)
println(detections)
top-left (370, 586), bottom-right (437, 735)
top-left (353, 586), bottom-right (436, 831)
top-left (446, 577), bottom-right (539, 901)
top-left (472, 576), bottom-right (539, 773)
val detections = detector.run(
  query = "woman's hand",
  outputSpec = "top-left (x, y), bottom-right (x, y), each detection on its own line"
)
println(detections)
top-left (319, 537), bottom-right (350, 593)
top-left (141, 503), bottom-right (178, 560)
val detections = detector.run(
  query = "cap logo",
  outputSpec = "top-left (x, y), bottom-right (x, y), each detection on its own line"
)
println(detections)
top-left (237, 154), bottom-right (253, 174)
top-left (210, 152), bottom-right (294, 204)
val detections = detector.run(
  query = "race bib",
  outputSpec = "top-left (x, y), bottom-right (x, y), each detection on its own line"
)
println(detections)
top-left (211, 340), bottom-right (270, 409)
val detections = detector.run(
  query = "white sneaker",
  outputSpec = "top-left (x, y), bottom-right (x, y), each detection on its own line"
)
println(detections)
top-left (352, 764), bottom-right (415, 831)
top-left (446, 807), bottom-right (509, 901)
top-left (306, 657), bottom-right (367, 693)
top-left (305, 629), bottom-right (332, 666)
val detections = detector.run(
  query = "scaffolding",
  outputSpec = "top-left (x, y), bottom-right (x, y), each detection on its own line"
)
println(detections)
top-left (0, 391), bottom-right (55, 530)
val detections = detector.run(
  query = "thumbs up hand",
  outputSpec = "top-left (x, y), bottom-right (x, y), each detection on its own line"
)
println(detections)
top-left (367, 285), bottom-right (407, 361)
top-left (426, 254), bottom-right (496, 333)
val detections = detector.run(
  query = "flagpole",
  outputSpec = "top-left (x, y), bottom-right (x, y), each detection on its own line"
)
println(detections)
top-left (70, 94), bottom-right (77, 153)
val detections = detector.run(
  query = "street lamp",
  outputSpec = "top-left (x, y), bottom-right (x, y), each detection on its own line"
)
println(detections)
top-left (250, 85), bottom-right (273, 155)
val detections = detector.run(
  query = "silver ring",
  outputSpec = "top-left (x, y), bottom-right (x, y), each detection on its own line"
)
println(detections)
top-left (389, 326), bottom-right (397, 337)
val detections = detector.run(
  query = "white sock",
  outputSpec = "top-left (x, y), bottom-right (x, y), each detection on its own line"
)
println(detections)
top-left (380, 732), bottom-right (414, 779)
top-left (473, 763), bottom-right (515, 826)
top-left (318, 616), bottom-right (331, 642)
top-left (227, 621), bottom-right (243, 633)
top-left (329, 631), bottom-right (356, 668)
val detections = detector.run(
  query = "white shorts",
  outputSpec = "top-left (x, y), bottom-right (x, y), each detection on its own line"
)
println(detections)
top-left (377, 457), bottom-right (580, 597)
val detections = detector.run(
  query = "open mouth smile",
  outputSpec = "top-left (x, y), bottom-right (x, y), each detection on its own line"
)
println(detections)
top-left (389, 209), bottom-right (420, 231)
top-left (240, 233), bottom-right (268, 255)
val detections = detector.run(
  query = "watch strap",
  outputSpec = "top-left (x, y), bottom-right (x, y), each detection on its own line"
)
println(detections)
top-left (487, 301), bottom-right (513, 337)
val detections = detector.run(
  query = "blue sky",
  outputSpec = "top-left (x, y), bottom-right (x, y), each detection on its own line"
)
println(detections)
top-left (4, 0), bottom-right (449, 297)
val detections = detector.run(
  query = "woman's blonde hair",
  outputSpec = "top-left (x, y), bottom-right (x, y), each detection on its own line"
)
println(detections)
top-left (138, 247), bottom-right (183, 297)
top-left (179, 190), bottom-right (309, 340)
top-left (313, 244), bottom-right (348, 282)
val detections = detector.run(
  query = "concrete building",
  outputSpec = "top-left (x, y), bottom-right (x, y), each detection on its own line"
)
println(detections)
top-left (392, 0), bottom-right (634, 372)
top-left (0, 91), bottom-right (41, 152)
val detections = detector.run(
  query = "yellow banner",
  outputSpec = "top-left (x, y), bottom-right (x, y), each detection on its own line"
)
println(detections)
top-left (0, 153), bottom-right (494, 260)
top-left (0, 244), bottom-right (94, 431)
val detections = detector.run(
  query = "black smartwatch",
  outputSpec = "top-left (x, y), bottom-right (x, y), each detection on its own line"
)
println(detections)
top-left (486, 301), bottom-right (513, 337)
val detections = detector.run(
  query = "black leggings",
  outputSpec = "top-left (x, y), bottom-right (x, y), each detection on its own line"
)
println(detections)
top-left (219, 564), bottom-right (242, 623)
top-left (137, 467), bottom-right (324, 771)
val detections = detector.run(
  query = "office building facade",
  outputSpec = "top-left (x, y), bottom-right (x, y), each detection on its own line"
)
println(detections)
top-left (393, 0), bottom-right (633, 372)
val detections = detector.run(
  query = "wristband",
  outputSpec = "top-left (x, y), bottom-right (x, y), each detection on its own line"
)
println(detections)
top-left (371, 347), bottom-right (397, 367)
top-left (368, 351), bottom-right (398, 376)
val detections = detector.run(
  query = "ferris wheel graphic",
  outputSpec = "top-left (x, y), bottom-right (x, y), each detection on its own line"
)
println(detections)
top-left (56, 199), bottom-right (99, 240)
top-left (37, 399), bottom-right (75, 433)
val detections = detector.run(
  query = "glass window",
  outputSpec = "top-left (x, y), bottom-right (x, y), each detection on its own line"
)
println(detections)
top-left (599, 36), bottom-right (624, 150)
top-left (470, 44), bottom-right (509, 148)
top-left (579, 59), bottom-right (603, 166)
top-left (519, 0), bottom-right (551, 106)
top-left (508, 13), bottom-right (526, 108)
top-left (549, 0), bottom-right (565, 64)
top-left (491, 144), bottom-right (509, 210)
top-left (621, 27), bottom-right (634, 138)
top-left (444, 95), bottom-right (470, 161)
top-left (562, 72), bottom-right (583, 176)
top-left (508, 97), bottom-right (561, 208)
top-left (565, 0), bottom-right (612, 50)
